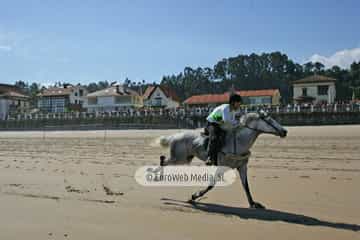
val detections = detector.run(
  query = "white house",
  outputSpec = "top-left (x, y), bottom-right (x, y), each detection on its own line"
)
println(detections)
top-left (293, 75), bottom-right (336, 104)
top-left (85, 85), bottom-right (143, 113)
top-left (37, 84), bottom-right (88, 113)
top-left (143, 85), bottom-right (180, 109)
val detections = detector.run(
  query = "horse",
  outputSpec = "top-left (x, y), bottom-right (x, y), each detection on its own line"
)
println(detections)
top-left (158, 111), bottom-right (287, 209)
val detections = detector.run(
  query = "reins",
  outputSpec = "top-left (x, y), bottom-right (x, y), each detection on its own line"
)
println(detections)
top-left (243, 116), bottom-right (280, 135)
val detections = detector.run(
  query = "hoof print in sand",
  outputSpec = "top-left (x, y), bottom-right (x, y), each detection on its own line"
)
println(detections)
top-left (102, 185), bottom-right (124, 196)
top-left (65, 185), bottom-right (90, 194)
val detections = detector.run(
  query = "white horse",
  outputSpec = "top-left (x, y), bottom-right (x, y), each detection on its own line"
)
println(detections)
top-left (158, 111), bottom-right (287, 209)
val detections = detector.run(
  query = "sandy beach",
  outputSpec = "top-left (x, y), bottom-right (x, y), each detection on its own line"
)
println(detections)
top-left (0, 125), bottom-right (359, 239)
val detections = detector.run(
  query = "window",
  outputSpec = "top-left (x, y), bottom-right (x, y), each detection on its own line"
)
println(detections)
top-left (79, 89), bottom-right (84, 96)
top-left (75, 92), bottom-right (78, 97)
top-left (302, 88), bottom-right (307, 96)
top-left (318, 85), bottom-right (328, 95)
top-left (88, 97), bottom-right (98, 105)
top-left (116, 96), bottom-right (131, 104)
top-left (154, 97), bottom-right (162, 106)
top-left (261, 97), bottom-right (271, 104)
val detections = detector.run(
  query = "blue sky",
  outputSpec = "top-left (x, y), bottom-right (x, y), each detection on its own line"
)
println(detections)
top-left (0, 0), bottom-right (359, 85)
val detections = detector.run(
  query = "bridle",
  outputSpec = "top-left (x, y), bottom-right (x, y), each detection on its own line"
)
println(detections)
top-left (243, 114), bottom-right (281, 135)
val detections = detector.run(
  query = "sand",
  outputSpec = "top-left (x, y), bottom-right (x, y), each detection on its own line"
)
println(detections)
top-left (0, 126), bottom-right (359, 239)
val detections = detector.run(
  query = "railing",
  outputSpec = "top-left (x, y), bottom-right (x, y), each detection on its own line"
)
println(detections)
top-left (3, 103), bottom-right (360, 121)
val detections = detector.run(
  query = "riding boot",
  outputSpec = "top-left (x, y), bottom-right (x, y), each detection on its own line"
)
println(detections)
top-left (206, 140), bottom-right (218, 166)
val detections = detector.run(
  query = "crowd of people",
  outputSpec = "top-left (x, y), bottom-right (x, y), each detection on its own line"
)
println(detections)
top-left (6, 101), bottom-right (360, 121)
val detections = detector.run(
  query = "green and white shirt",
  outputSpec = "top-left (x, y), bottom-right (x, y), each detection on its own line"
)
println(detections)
top-left (207, 104), bottom-right (239, 130)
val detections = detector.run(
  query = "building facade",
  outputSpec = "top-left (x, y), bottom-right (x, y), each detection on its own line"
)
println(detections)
top-left (37, 85), bottom-right (87, 113)
top-left (0, 84), bottom-right (30, 120)
top-left (143, 85), bottom-right (180, 109)
top-left (184, 89), bottom-right (281, 107)
top-left (85, 85), bottom-right (143, 113)
top-left (292, 75), bottom-right (336, 104)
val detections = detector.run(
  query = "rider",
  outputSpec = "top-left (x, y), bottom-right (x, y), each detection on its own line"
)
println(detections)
top-left (205, 93), bottom-right (243, 166)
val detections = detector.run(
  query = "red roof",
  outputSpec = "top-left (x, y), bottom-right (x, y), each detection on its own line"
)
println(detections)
top-left (292, 75), bottom-right (336, 84)
top-left (143, 86), bottom-right (156, 100)
top-left (0, 91), bottom-right (29, 99)
top-left (184, 89), bottom-right (279, 105)
top-left (236, 89), bottom-right (279, 97)
top-left (0, 84), bottom-right (29, 99)
top-left (143, 85), bottom-right (180, 102)
top-left (160, 86), bottom-right (181, 102)
top-left (184, 94), bottom-right (228, 105)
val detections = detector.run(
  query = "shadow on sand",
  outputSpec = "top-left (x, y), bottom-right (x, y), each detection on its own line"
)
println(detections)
top-left (161, 198), bottom-right (359, 232)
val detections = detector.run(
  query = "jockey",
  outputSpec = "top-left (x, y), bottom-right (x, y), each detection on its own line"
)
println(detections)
top-left (205, 93), bottom-right (243, 166)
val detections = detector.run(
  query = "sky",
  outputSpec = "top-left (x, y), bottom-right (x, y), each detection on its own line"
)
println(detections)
top-left (0, 0), bottom-right (359, 85)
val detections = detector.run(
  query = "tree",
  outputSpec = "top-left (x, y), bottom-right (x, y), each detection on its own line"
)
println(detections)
top-left (15, 80), bottom-right (28, 92)
top-left (314, 62), bottom-right (325, 73)
top-left (160, 52), bottom-right (358, 102)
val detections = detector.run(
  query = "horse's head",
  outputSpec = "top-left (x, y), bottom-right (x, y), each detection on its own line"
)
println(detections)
top-left (241, 111), bottom-right (287, 138)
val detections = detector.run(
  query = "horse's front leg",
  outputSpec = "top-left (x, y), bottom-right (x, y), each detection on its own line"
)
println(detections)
top-left (189, 185), bottom-right (214, 202)
top-left (238, 163), bottom-right (265, 209)
top-left (189, 166), bottom-right (223, 202)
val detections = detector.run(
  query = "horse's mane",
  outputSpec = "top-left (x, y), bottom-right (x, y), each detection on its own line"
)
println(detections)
top-left (240, 112), bottom-right (260, 126)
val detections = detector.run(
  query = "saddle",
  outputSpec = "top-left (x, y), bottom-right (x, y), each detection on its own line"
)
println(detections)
top-left (200, 128), bottom-right (210, 148)
top-left (201, 132), bottom-right (210, 150)
top-left (201, 127), bottom-right (210, 137)
top-left (200, 131), bottom-right (209, 137)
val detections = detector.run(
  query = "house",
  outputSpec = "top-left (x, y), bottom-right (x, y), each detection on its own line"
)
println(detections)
top-left (0, 84), bottom-right (30, 120)
top-left (143, 85), bottom-right (180, 109)
top-left (183, 89), bottom-right (281, 107)
top-left (37, 84), bottom-right (88, 113)
top-left (292, 75), bottom-right (336, 104)
top-left (84, 85), bottom-right (143, 113)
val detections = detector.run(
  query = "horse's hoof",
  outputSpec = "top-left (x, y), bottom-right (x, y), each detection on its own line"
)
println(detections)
top-left (189, 193), bottom-right (199, 202)
top-left (250, 202), bottom-right (265, 209)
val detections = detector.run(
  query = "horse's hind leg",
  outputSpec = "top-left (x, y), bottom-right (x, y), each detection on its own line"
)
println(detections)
top-left (160, 141), bottom-right (190, 166)
top-left (160, 142), bottom-right (177, 166)
top-left (160, 155), bottom-right (166, 166)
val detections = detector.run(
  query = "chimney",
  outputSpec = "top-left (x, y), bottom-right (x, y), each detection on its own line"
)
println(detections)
top-left (116, 85), bottom-right (124, 95)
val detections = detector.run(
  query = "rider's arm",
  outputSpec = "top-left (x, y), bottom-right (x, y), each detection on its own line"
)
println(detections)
top-left (222, 108), bottom-right (239, 129)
